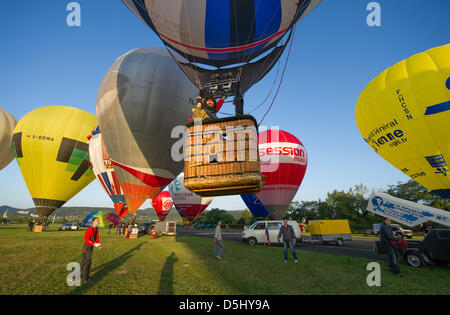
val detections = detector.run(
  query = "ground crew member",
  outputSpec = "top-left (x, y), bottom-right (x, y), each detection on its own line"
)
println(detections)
top-left (277, 219), bottom-right (298, 263)
top-left (80, 217), bottom-right (101, 283)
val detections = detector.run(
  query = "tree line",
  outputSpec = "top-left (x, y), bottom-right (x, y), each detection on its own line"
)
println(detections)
top-left (193, 180), bottom-right (449, 233)
top-left (286, 180), bottom-right (450, 233)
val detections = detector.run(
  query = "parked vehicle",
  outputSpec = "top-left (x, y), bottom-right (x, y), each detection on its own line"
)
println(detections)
top-left (242, 220), bottom-right (302, 246)
top-left (59, 223), bottom-right (79, 231)
top-left (371, 223), bottom-right (413, 239)
top-left (308, 220), bottom-right (352, 247)
top-left (374, 229), bottom-right (450, 268)
top-left (154, 221), bottom-right (177, 236)
top-left (139, 222), bottom-right (155, 234)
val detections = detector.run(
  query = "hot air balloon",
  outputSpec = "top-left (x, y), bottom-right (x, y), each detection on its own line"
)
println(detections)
top-left (254, 129), bottom-right (308, 219)
top-left (88, 126), bottom-right (129, 218)
top-left (12, 106), bottom-right (97, 217)
top-left (241, 193), bottom-right (269, 220)
top-left (81, 210), bottom-right (120, 228)
top-left (168, 172), bottom-right (213, 223)
top-left (122, 0), bottom-right (322, 112)
top-left (152, 191), bottom-right (174, 222)
top-left (355, 44), bottom-right (450, 199)
top-left (96, 47), bottom-right (198, 212)
top-left (0, 108), bottom-right (17, 171)
top-left (174, 205), bottom-right (188, 224)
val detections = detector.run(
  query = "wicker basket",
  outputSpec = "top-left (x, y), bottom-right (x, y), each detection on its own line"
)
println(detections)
top-left (184, 115), bottom-right (261, 197)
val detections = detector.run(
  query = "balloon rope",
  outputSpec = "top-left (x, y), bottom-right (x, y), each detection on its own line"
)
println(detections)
top-left (257, 23), bottom-right (297, 127)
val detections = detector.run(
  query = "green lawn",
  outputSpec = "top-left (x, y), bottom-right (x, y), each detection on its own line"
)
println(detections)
top-left (0, 224), bottom-right (448, 295)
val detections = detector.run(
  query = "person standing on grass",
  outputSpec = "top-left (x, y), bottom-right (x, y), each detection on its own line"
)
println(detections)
top-left (214, 220), bottom-right (224, 260)
top-left (80, 217), bottom-right (102, 283)
top-left (379, 217), bottom-right (403, 277)
top-left (277, 220), bottom-right (298, 263)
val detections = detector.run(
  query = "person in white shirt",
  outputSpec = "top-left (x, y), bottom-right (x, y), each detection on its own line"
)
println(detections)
top-left (214, 220), bottom-right (224, 260)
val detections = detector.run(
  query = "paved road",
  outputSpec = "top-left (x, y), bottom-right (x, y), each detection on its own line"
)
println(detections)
top-left (177, 228), bottom-right (388, 262)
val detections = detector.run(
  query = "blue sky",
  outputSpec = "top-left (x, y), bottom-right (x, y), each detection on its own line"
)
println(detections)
top-left (0, 0), bottom-right (449, 211)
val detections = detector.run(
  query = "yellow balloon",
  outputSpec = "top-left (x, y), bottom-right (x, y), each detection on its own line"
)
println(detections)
top-left (355, 44), bottom-right (450, 199)
top-left (13, 106), bottom-right (97, 216)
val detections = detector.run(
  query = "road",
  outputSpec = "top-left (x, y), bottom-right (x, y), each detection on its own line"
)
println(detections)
top-left (177, 228), bottom-right (388, 262)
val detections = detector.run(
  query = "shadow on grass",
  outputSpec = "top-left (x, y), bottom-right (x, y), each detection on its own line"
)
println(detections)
top-left (157, 252), bottom-right (178, 295)
top-left (68, 242), bottom-right (146, 295)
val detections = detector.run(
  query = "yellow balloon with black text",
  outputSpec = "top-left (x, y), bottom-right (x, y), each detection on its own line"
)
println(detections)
top-left (13, 106), bottom-right (97, 216)
top-left (355, 44), bottom-right (450, 199)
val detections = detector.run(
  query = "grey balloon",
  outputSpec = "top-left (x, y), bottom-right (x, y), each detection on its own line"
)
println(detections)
top-left (0, 108), bottom-right (18, 171)
top-left (96, 47), bottom-right (197, 206)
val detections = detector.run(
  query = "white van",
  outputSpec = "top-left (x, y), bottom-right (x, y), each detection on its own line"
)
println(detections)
top-left (242, 220), bottom-right (302, 246)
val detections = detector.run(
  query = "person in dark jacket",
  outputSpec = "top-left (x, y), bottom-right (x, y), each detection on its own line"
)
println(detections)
top-left (379, 218), bottom-right (403, 277)
top-left (277, 220), bottom-right (298, 263)
top-left (191, 94), bottom-right (226, 120)
top-left (418, 223), bottom-right (432, 237)
top-left (80, 217), bottom-right (101, 283)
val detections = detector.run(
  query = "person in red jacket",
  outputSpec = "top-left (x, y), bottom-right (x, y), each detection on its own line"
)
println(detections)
top-left (80, 217), bottom-right (101, 283)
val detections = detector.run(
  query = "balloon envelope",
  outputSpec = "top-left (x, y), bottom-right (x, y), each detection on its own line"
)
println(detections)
top-left (355, 44), bottom-right (450, 199)
top-left (96, 47), bottom-right (198, 212)
top-left (0, 108), bottom-right (17, 171)
top-left (256, 129), bottom-right (308, 219)
top-left (152, 191), bottom-right (174, 221)
top-left (168, 172), bottom-right (212, 222)
top-left (122, 0), bottom-right (321, 68)
top-left (88, 126), bottom-right (129, 218)
top-left (241, 193), bottom-right (269, 220)
top-left (81, 210), bottom-right (120, 228)
top-left (122, 0), bottom-right (322, 94)
top-left (13, 106), bottom-right (97, 216)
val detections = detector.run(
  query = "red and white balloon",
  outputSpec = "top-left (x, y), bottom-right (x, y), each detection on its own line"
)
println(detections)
top-left (256, 129), bottom-right (308, 219)
top-left (168, 172), bottom-right (213, 223)
top-left (152, 191), bottom-right (174, 222)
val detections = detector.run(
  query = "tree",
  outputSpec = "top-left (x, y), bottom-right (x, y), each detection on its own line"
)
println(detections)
top-left (240, 209), bottom-right (253, 224)
top-left (387, 179), bottom-right (450, 210)
top-left (194, 208), bottom-right (235, 225)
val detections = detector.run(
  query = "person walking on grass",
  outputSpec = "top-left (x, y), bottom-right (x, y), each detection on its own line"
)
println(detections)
top-left (214, 220), bottom-right (224, 260)
top-left (277, 219), bottom-right (298, 263)
top-left (80, 217), bottom-right (102, 283)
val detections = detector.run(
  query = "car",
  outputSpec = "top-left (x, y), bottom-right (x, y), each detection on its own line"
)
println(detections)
top-left (372, 223), bottom-right (413, 239)
top-left (139, 222), bottom-right (155, 234)
top-left (242, 220), bottom-right (302, 246)
top-left (59, 223), bottom-right (79, 231)
top-left (374, 229), bottom-right (450, 268)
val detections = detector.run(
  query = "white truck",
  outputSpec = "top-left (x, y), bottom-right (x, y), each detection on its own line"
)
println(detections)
top-left (370, 223), bottom-right (413, 238)
top-left (154, 221), bottom-right (177, 236)
top-left (242, 220), bottom-right (302, 246)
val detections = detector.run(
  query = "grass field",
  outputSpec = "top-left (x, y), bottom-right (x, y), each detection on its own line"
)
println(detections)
top-left (0, 224), bottom-right (449, 295)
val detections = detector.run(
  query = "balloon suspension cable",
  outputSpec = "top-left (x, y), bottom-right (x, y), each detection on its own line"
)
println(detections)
top-left (258, 23), bottom-right (297, 128)
top-left (247, 51), bottom-right (282, 114)
top-left (218, 59), bottom-right (281, 116)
